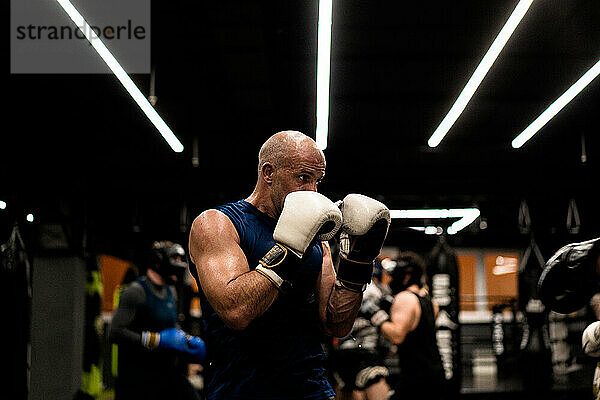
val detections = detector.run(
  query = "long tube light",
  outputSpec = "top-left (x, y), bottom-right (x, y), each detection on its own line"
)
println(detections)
top-left (409, 226), bottom-right (445, 235)
top-left (428, 0), bottom-right (534, 148)
top-left (55, 0), bottom-right (184, 153)
top-left (512, 57), bottom-right (600, 148)
top-left (390, 208), bottom-right (481, 235)
top-left (315, 0), bottom-right (333, 150)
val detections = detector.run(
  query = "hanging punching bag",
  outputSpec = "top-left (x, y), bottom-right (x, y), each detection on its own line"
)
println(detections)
top-left (426, 236), bottom-right (461, 397)
top-left (0, 225), bottom-right (32, 400)
top-left (491, 304), bottom-right (506, 375)
top-left (518, 234), bottom-right (553, 393)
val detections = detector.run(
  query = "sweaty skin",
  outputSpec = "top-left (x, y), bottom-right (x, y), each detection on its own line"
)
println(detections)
top-left (189, 131), bottom-right (361, 336)
top-left (380, 284), bottom-right (439, 345)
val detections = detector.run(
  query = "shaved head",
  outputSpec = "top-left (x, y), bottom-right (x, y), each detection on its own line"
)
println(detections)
top-left (258, 131), bottom-right (323, 173)
top-left (247, 130), bottom-right (327, 218)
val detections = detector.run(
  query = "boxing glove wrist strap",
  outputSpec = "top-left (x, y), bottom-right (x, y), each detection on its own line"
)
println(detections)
top-left (255, 243), bottom-right (295, 293)
top-left (256, 265), bottom-right (284, 287)
top-left (336, 256), bottom-right (373, 292)
top-left (339, 255), bottom-right (373, 265)
top-left (335, 278), bottom-right (366, 293)
top-left (141, 331), bottom-right (160, 349)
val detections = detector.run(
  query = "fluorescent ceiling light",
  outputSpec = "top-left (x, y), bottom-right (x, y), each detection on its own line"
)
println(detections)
top-left (409, 226), bottom-right (444, 235)
top-left (315, 0), bottom-right (333, 150)
top-left (390, 208), bottom-right (481, 235)
top-left (0, 200), bottom-right (6, 210)
top-left (512, 57), bottom-right (600, 148)
top-left (55, 0), bottom-right (184, 153)
top-left (428, 0), bottom-right (534, 147)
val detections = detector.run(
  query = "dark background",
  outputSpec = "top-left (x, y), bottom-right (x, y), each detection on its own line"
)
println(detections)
top-left (2, 0), bottom-right (599, 262)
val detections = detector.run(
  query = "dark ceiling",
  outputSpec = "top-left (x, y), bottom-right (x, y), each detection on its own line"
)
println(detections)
top-left (2, 0), bottom-right (599, 261)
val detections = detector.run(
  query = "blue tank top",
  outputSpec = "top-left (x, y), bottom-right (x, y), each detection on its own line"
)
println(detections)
top-left (192, 200), bottom-right (335, 400)
top-left (118, 277), bottom-right (178, 381)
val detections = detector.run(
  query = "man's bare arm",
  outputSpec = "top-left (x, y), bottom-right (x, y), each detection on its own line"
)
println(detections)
top-left (380, 291), bottom-right (420, 345)
top-left (189, 210), bottom-right (278, 330)
top-left (590, 293), bottom-right (600, 320)
top-left (316, 241), bottom-right (362, 337)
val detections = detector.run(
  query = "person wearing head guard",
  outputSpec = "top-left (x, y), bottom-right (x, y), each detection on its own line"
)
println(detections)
top-left (360, 251), bottom-right (444, 399)
top-left (148, 241), bottom-right (189, 284)
top-left (109, 241), bottom-right (206, 400)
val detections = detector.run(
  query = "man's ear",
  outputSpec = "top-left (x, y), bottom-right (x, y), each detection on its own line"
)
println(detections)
top-left (403, 274), bottom-right (411, 286)
top-left (262, 163), bottom-right (274, 184)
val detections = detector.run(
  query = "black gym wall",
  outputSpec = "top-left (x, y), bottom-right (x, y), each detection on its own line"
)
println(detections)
top-left (30, 256), bottom-right (86, 400)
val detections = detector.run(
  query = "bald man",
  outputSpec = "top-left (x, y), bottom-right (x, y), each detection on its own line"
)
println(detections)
top-left (188, 131), bottom-right (390, 399)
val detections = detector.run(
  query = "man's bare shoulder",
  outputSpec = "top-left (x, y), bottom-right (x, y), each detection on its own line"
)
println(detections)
top-left (192, 209), bottom-right (227, 231)
top-left (395, 290), bottom-right (420, 307)
top-left (189, 210), bottom-right (240, 253)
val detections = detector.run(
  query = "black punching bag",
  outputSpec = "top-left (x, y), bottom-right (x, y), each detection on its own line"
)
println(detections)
top-left (426, 236), bottom-right (460, 397)
top-left (0, 225), bottom-right (32, 400)
top-left (518, 235), bottom-right (553, 392)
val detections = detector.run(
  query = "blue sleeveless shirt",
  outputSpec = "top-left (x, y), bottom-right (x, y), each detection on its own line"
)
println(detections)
top-left (118, 277), bottom-right (178, 382)
top-left (191, 200), bottom-right (335, 400)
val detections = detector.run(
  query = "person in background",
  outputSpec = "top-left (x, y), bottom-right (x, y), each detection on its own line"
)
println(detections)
top-left (582, 293), bottom-right (600, 400)
top-left (363, 252), bottom-right (445, 399)
top-left (330, 260), bottom-right (393, 400)
top-left (109, 241), bottom-right (205, 400)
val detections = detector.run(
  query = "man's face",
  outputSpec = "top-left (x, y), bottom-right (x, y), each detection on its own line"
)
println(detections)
top-left (268, 149), bottom-right (326, 216)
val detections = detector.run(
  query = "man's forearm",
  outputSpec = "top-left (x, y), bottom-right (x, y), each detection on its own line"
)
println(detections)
top-left (325, 285), bottom-right (362, 337)
top-left (218, 270), bottom-right (279, 330)
top-left (109, 324), bottom-right (143, 346)
top-left (379, 321), bottom-right (406, 345)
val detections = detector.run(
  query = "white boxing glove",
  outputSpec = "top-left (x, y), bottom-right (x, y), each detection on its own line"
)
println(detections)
top-left (256, 191), bottom-right (342, 292)
top-left (274, 191), bottom-right (342, 257)
top-left (336, 194), bottom-right (390, 292)
top-left (582, 321), bottom-right (600, 357)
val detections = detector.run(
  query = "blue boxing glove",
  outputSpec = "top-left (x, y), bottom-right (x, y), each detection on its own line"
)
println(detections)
top-left (186, 335), bottom-right (207, 363)
top-left (157, 328), bottom-right (188, 351)
top-left (142, 328), bottom-right (206, 362)
top-left (142, 328), bottom-right (187, 351)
